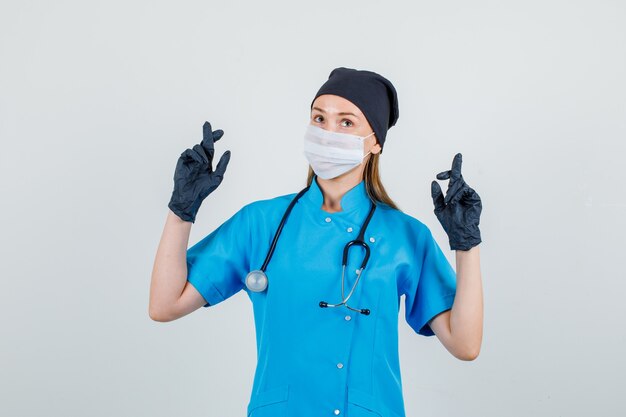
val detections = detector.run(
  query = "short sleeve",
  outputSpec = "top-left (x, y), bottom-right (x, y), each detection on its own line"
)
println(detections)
top-left (402, 225), bottom-right (457, 336)
top-left (186, 204), bottom-right (252, 308)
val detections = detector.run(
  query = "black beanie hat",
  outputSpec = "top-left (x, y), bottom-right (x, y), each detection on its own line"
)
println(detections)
top-left (310, 67), bottom-right (399, 154)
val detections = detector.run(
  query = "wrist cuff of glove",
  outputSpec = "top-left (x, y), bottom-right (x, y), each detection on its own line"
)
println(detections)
top-left (168, 201), bottom-right (196, 223)
top-left (450, 236), bottom-right (481, 251)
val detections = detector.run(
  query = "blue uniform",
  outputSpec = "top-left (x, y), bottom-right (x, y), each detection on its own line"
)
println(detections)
top-left (186, 176), bottom-right (457, 417)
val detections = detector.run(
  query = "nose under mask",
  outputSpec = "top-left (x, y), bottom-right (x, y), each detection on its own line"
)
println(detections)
top-left (303, 124), bottom-right (375, 180)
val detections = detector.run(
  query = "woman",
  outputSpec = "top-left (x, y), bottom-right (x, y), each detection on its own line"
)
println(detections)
top-left (149, 67), bottom-right (484, 417)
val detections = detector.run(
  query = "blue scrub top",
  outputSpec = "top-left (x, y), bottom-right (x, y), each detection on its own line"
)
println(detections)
top-left (186, 175), bottom-right (457, 417)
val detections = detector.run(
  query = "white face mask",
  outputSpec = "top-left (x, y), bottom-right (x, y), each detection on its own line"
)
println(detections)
top-left (303, 124), bottom-right (375, 180)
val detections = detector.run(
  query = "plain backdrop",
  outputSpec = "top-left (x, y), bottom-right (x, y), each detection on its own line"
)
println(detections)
top-left (1, 1), bottom-right (624, 416)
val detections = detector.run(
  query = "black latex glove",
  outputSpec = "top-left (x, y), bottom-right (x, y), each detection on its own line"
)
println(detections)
top-left (168, 121), bottom-right (231, 223)
top-left (430, 153), bottom-right (482, 251)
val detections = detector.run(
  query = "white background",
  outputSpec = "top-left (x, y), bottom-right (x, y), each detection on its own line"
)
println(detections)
top-left (1, 1), bottom-right (624, 416)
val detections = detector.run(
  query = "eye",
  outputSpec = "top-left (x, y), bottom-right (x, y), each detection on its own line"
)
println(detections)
top-left (341, 119), bottom-right (353, 128)
top-left (313, 115), bottom-right (323, 123)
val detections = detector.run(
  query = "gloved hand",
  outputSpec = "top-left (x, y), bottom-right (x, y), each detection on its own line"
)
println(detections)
top-left (168, 121), bottom-right (231, 223)
top-left (430, 153), bottom-right (482, 251)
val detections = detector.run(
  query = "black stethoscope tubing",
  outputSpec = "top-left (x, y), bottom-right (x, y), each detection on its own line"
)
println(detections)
top-left (248, 183), bottom-right (377, 315)
top-left (259, 185), bottom-right (310, 272)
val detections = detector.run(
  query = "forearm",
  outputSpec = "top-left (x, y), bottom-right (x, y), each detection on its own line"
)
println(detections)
top-left (149, 209), bottom-right (193, 319)
top-left (450, 244), bottom-right (483, 358)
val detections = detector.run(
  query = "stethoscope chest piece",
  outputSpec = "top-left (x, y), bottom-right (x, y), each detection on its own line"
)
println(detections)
top-left (246, 270), bottom-right (268, 292)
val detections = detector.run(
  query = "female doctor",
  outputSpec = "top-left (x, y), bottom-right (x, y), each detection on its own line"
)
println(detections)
top-left (149, 67), bottom-right (484, 417)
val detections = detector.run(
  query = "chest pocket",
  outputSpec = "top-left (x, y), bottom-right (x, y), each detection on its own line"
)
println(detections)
top-left (247, 384), bottom-right (289, 417)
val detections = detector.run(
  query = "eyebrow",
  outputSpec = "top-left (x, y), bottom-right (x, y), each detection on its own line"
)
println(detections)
top-left (312, 106), bottom-right (360, 118)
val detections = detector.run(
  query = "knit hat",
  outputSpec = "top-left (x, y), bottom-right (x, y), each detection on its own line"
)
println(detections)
top-left (310, 67), bottom-right (399, 154)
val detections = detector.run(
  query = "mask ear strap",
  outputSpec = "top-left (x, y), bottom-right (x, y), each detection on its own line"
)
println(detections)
top-left (362, 132), bottom-right (376, 159)
top-left (363, 131), bottom-right (376, 158)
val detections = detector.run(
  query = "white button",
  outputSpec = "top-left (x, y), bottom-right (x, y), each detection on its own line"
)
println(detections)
top-left (347, 227), bottom-right (353, 232)
top-left (325, 217), bottom-right (332, 223)
top-left (355, 268), bottom-right (361, 274)
top-left (334, 410), bottom-right (341, 415)
top-left (336, 363), bottom-right (343, 369)
top-left (369, 237), bottom-right (375, 242)
top-left (344, 315), bottom-right (351, 321)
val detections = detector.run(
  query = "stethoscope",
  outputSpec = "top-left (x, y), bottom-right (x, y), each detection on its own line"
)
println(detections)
top-left (245, 184), bottom-right (377, 315)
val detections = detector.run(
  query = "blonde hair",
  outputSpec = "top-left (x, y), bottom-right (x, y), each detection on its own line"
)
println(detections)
top-left (305, 152), bottom-right (401, 211)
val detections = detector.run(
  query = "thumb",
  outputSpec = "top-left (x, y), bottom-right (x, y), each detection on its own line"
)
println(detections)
top-left (431, 180), bottom-right (445, 213)
top-left (213, 150), bottom-right (231, 180)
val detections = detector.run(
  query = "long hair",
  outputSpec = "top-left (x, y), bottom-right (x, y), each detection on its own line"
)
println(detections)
top-left (306, 152), bottom-right (401, 211)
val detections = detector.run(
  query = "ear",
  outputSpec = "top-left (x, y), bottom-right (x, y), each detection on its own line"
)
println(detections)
top-left (371, 142), bottom-right (382, 155)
